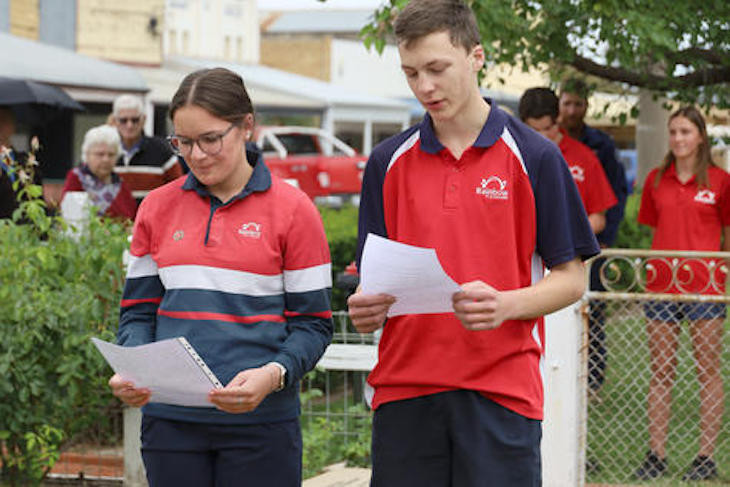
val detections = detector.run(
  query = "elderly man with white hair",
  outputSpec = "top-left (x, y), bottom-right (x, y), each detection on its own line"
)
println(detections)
top-left (112, 94), bottom-right (183, 202)
top-left (61, 124), bottom-right (137, 220)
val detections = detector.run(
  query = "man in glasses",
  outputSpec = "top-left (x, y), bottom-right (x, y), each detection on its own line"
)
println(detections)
top-left (112, 94), bottom-right (184, 203)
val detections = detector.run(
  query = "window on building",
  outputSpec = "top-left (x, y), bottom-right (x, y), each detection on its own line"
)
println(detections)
top-left (236, 36), bottom-right (243, 61)
top-left (182, 31), bottom-right (190, 55)
top-left (224, 35), bottom-right (231, 60)
top-left (169, 29), bottom-right (177, 55)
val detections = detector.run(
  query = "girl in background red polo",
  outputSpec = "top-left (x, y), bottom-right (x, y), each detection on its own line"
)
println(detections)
top-left (635, 106), bottom-right (730, 481)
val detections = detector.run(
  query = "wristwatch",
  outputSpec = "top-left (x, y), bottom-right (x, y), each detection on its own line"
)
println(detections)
top-left (268, 362), bottom-right (287, 392)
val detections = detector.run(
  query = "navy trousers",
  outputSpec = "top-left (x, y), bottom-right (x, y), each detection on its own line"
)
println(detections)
top-left (370, 390), bottom-right (542, 487)
top-left (140, 415), bottom-right (301, 487)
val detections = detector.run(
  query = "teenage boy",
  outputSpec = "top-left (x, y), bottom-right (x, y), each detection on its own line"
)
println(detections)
top-left (519, 87), bottom-right (617, 235)
top-left (347, 1), bottom-right (599, 485)
top-left (559, 79), bottom-right (628, 395)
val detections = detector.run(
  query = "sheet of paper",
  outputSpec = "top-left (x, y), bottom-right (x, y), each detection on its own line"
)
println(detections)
top-left (91, 337), bottom-right (222, 408)
top-left (359, 233), bottom-right (461, 317)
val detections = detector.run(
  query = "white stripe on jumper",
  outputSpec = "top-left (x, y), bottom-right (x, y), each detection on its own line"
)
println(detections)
top-left (159, 265), bottom-right (284, 296)
top-left (127, 254), bottom-right (158, 278)
top-left (284, 263), bottom-right (332, 293)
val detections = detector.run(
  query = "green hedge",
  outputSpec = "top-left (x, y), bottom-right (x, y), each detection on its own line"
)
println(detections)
top-left (318, 205), bottom-right (359, 310)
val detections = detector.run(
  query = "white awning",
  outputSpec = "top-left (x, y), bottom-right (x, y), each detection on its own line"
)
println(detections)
top-left (0, 32), bottom-right (147, 97)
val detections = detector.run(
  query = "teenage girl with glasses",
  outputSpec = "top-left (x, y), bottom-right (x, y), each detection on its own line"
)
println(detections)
top-left (108, 67), bottom-right (333, 486)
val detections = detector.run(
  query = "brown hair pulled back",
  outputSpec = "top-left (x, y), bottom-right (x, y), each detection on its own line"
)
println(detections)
top-left (169, 68), bottom-right (253, 125)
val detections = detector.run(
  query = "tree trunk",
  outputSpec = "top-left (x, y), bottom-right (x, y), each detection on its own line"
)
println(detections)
top-left (636, 90), bottom-right (670, 190)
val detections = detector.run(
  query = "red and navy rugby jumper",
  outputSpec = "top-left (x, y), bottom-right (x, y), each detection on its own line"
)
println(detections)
top-left (357, 100), bottom-right (599, 420)
top-left (638, 164), bottom-right (730, 294)
top-left (558, 128), bottom-right (617, 218)
top-left (118, 144), bottom-right (333, 425)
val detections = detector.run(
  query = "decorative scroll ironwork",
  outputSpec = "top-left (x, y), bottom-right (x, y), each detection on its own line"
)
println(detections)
top-left (589, 249), bottom-right (730, 297)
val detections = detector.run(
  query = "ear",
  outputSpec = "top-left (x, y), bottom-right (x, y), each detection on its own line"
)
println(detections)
top-left (241, 113), bottom-right (254, 142)
top-left (470, 44), bottom-right (485, 72)
top-left (243, 113), bottom-right (254, 129)
top-left (242, 113), bottom-right (255, 138)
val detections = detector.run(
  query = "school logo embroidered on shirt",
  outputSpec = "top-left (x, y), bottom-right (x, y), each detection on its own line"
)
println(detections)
top-left (569, 165), bottom-right (585, 182)
top-left (475, 175), bottom-right (508, 200)
top-left (694, 189), bottom-right (716, 205)
top-left (172, 230), bottom-right (184, 241)
top-left (238, 222), bottom-right (262, 239)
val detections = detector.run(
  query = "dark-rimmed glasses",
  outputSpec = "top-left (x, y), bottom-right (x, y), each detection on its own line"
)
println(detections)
top-left (116, 116), bottom-right (141, 125)
top-left (167, 123), bottom-right (237, 157)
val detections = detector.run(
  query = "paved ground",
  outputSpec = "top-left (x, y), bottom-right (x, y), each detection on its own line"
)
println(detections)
top-left (303, 463), bottom-right (371, 487)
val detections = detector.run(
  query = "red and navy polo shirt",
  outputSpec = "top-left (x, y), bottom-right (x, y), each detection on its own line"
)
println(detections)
top-left (118, 144), bottom-right (333, 425)
top-left (638, 164), bottom-right (730, 294)
top-left (357, 100), bottom-right (599, 420)
top-left (558, 128), bottom-right (617, 217)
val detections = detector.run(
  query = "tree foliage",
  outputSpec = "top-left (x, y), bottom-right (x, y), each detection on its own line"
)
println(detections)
top-left (360, 0), bottom-right (730, 109)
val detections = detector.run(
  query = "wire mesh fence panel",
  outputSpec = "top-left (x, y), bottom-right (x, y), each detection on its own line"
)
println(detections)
top-left (585, 250), bottom-right (730, 485)
top-left (300, 311), bottom-right (374, 477)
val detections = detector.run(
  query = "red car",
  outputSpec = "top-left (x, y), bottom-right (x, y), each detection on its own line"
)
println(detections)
top-left (255, 126), bottom-right (366, 201)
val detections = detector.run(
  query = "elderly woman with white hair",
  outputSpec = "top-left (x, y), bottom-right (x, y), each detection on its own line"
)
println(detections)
top-left (61, 124), bottom-right (137, 220)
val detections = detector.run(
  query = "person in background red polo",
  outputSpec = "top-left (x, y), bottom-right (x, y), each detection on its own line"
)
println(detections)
top-left (519, 87), bottom-right (617, 234)
top-left (636, 106), bottom-right (730, 482)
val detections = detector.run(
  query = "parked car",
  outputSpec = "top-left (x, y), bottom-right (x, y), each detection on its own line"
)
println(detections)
top-left (254, 126), bottom-right (366, 203)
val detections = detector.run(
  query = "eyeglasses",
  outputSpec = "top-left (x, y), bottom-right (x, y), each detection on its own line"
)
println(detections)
top-left (167, 123), bottom-right (237, 157)
top-left (116, 116), bottom-right (141, 125)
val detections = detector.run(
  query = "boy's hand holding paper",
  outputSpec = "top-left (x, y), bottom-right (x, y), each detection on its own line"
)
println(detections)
top-left (359, 234), bottom-right (461, 317)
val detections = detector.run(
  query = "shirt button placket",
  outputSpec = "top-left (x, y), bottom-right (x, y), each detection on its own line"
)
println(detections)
top-left (444, 166), bottom-right (461, 209)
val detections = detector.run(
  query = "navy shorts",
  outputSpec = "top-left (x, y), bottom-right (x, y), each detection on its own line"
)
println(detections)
top-left (370, 390), bottom-right (542, 487)
top-left (140, 415), bottom-right (301, 487)
top-left (643, 301), bottom-right (726, 322)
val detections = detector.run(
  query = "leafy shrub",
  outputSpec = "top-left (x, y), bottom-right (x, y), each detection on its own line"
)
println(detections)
top-left (614, 192), bottom-right (652, 250)
top-left (302, 416), bottom-right (339, 479)
top-left (318, 205), bottom-right (358, 310)
top-left (0, 197), bottom-right (130, 485)
top-left (301, 386), bottom-right (372, 479)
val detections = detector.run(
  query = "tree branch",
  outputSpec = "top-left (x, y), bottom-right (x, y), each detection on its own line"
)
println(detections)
top-left (568, 55), bottom-right (662, 87)
top-left (568, 55), bottom-right (730, 90)
top-left (668, 48), bottom-right (729, 66)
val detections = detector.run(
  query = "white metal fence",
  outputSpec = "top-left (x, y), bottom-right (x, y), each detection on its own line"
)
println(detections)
top-left (584, 249), bottom-right (730, 484)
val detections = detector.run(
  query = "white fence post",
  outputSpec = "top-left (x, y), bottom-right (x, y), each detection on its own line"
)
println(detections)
top-left (120, 232), bottom-right (148, 486)
top-left (123, 407), bottom-right (147, 486)
top-left (542, 301), bottom-right (586, 487)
